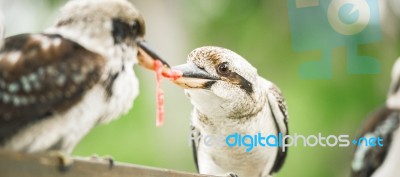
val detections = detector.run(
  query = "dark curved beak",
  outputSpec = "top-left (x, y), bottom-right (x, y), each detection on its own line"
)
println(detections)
top-left (137, 40), bottom-right (170, 71)
top-left (171, 63), bottom-right (219, 89)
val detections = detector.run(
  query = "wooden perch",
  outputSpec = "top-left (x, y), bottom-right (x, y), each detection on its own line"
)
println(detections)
top-left (0, 150), bottom-right (220, 177)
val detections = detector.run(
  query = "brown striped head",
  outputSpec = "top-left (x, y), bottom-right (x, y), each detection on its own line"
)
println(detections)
top-left (50, 0), bottom-right (169, 71)
top-left (171, 46), bottom-right (261, 118)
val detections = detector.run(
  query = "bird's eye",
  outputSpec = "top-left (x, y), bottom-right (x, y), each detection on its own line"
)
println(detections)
top-left (131, 21), bottom-right (139, 33)
top-left (217, 62), bottom-right (230, 75)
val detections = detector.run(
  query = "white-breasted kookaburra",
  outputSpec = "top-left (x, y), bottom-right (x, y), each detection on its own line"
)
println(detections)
top-left (0, 0), bottom-right (170, 154)
top-left (171, 46), bottom-right (289, 177)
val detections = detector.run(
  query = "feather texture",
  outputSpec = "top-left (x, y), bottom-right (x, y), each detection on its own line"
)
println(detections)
top-left (0, 34), bottom-right (105, 145)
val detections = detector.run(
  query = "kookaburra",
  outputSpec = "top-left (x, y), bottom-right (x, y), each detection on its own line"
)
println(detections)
top-left (0, 0), bottom-right (170, 154)
top-left (171, 46), bottom-right (289, 177)
top-left (351, 58), bottom-right (400, 177)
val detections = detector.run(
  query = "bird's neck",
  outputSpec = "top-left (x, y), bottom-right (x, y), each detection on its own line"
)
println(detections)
top-left (189, 85), bottom-right (266, 117)
top-left (191, 89), bottom-right (267, 129)
top-left (192, 103), bottom-right (272, 135)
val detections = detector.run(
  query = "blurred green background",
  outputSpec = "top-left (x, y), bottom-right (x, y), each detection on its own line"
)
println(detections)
top-left (1, 0), bottom-right (399, 177)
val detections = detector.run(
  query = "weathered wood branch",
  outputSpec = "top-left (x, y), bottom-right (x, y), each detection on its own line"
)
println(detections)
top-left (0, 150), bottom-right (219, 177)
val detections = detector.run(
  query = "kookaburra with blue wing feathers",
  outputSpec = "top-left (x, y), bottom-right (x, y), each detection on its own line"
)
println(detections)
top-left (351, 58), bottom-right (400, 177)
top-left (171, 46), bottom-right (289, 177)
top-left (0, 0), bottom-right (170, 154)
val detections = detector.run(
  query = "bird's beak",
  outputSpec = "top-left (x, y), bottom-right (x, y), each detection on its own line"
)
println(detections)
top-left (171, 63), bottom-right (219, 89)
top-left (137, 40), bottom-right (170, 71)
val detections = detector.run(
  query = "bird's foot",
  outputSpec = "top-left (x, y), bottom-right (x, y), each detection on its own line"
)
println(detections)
top-left (222, 172), bottom-right (239, 177)
top-left (89, 154), bottom-right (114, 169)
top-left (48, 151), bottom-right (74, 172)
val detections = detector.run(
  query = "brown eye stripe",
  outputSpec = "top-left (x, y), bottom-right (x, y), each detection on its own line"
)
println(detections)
top-left (392, 78), bottom-right (400, 95)
top-left (223, 72), bottom-right (253, 94)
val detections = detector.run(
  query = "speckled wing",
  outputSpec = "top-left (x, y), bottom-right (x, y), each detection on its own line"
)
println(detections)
top-left (0, 34), bottom-right (105, 144)
top-left (267, 85), bottom-right (289, 174)
top-left (351, 106), bottom-right (399, 177)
